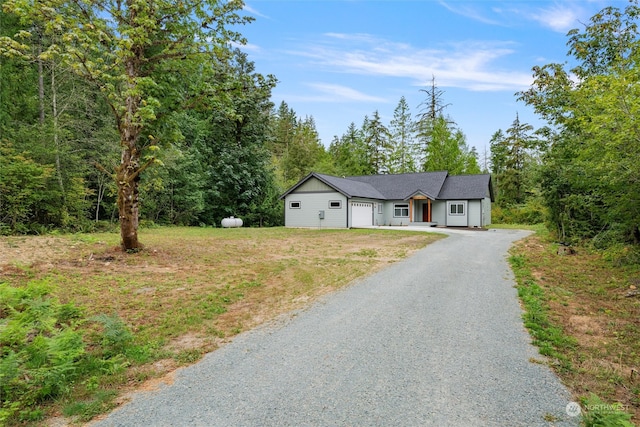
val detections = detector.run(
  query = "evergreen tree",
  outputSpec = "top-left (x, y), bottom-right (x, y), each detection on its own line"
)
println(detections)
top-left (329, 123), bottom-right (370, 176)
top-left (388, 96), bottom-right (418, 173)
top-left (362, 111), bottom-right (391, 174)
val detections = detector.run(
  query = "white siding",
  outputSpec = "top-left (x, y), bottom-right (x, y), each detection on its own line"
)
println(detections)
top-left (284, 193), bottom-right (347, 228)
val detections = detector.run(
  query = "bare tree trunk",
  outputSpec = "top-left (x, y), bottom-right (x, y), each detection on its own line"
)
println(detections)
top-left (51, 64), bottom-right (66, 203)
top-left (37, 36), bottom-right (45, 125)
top-left (95, 173), bottom-right (107, 222)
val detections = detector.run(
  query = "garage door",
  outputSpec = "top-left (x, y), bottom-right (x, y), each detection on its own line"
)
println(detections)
top-left (352, 202), bottom-right (373, 227)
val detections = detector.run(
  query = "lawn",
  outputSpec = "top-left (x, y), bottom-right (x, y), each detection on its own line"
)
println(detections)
top-left (509, 230), bottom-right (640, 424)
top-left (0, 226), bottom-right (443, 424)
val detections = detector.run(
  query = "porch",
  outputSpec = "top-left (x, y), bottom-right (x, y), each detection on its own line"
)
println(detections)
top-left (408, 195), bottom-right (434, 224)
top-left (409, 221), bottom-right (438, 227)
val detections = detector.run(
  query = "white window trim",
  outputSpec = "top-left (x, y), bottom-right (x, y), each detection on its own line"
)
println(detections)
top-left (329, 200), bottom-right (342, 209)
top-left (394, 203), bottom-right (409, 218)
top-left (377, 203), bottom-right (383, 214)
top-left (289, 201), bottom-right (301, 209)
top-left (448, 202), bottom-right (465, 216)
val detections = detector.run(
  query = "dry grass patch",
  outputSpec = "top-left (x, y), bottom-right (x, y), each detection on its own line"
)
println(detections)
top-left (0, 227), bottom-right (442, 423)
top-left (511, 234), bottom-right (640, 422)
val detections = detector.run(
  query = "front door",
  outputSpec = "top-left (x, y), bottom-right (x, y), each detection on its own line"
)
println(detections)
top-left (422, 203), bottom-right (429, 222)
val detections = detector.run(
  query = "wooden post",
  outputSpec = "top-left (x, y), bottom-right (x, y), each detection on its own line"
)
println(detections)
top-left (428, 198), bottom-right (432, 222)
top-left (409, 198), bottom-right (413, 223)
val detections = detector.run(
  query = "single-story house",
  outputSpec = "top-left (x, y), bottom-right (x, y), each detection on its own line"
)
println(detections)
top-left (280, 171), bottom-right (494, 228)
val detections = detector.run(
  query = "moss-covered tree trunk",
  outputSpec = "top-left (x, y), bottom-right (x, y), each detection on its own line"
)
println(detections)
top-left (117, 64), bottom-right (143, 251)
top-left (116, 147), bottom-right (141, 251)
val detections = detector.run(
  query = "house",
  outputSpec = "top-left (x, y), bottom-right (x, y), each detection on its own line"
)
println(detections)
top-left (280, 171), bottom-right (494, 228)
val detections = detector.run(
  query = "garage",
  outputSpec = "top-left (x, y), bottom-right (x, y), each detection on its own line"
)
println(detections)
top-left (351, 202), bottom-right (373, 227)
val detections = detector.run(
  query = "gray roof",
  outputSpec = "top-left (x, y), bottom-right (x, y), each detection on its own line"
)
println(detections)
top-left (280, 171), bottom-right (494, 201)
top-left (314, 173), bottom-right (386, 200)
top-left (347, 171), bottom-right (448, 200)
top-left (438, 174), bottom-right (493, 200)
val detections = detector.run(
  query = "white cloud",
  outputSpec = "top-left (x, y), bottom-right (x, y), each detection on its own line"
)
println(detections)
top-left (528, 3), bottom-right (584, 33)
top-left (289, 34), bottom-right (532, 92)
top-left (438, 1), bottom-right (504, 26)
top-left (243, 4), bottom-right (270, 20)
top-left (287, 83), bottom-right (387, 103)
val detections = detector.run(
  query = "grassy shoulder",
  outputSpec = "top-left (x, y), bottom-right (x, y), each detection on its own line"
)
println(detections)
top-left (0, 227), bottom-right (444, 425)
top-left (509, 227), bottom-right (639, 426)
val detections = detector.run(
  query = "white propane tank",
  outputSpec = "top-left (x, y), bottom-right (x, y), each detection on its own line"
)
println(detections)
top-left (221, 216), bottom-right (243, 228)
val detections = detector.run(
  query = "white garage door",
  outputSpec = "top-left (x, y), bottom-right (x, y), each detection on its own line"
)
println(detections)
top-left (352, 202), bottom-right (373, 227)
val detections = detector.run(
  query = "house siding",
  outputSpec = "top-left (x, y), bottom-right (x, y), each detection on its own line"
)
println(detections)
top-left (373, 202), bottom-right (385, 226)
top-left (446, 200), bottom-right (468, 226)
top-left (468, 200), bottom-right (482, 227)
top-left (432, 201), bottom-right (446, 225)
top-left (284, 192), bottom-right (347, 228)
top-left (386, 200), bottom-right (411, 226)
top-left (482, 196), bottom-right (492, 226)
top-left (280, 172), bottom-right (494, 229)
top-left (295, 177), bottom-right (334, 193)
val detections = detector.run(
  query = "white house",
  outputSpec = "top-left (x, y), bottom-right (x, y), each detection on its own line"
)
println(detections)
top-left (280, 171), bottom-right (494, 228)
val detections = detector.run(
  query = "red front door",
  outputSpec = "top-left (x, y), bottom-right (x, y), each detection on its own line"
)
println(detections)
top-left (422, 203), bottom-right (429, 222)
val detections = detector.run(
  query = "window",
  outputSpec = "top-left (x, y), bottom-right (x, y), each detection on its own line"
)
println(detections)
top-left (378, 203), bottom-right (383, 214)
top-left (329, 200), bottom-right (342, 209)
top-left (289, 201), bottom-right (301, 209)
top-left (449, 203), bottom-right (464, 215)
top-left (394, 203), bottom-right (409, 217)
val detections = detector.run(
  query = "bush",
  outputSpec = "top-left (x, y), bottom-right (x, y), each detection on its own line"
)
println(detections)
top-left (492, 199), bottom-right (547, 225)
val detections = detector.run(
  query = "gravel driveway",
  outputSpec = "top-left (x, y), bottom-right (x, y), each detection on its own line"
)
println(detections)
top-left (93, 228), bottom-right (578, 427)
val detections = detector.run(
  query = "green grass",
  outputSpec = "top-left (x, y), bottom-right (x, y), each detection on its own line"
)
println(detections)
top-left (0, 226), bottom-right (444, 425)
top-left (509, 227), bottom-right (639, 425)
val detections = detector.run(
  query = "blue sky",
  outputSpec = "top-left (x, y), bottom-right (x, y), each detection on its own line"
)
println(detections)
top-left (238, 0), bottom-right (615, 159)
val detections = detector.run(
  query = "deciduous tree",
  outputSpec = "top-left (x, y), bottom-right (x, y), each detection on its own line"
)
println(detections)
top-left (3, 0), bottom-right (252, 250)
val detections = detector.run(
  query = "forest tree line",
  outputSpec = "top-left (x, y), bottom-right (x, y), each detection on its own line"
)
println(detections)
top-left (1, 1), bottom-right (639, 255)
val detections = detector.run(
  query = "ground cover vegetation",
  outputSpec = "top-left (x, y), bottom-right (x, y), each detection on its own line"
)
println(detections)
top-left (510, 229), bottom-right (639, 426)
top-left (0, 228), bottom-right (442, 424)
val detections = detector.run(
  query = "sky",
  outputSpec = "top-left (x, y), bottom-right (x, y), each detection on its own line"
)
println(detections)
top-left (237, 0), bottom-right (617, 159)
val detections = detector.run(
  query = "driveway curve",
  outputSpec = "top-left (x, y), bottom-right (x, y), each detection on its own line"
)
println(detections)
top-left (93, 228), bottom-right (578, 427)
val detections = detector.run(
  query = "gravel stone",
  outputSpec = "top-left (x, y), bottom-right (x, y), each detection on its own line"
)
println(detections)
top-left (93, 228), bottom-right (579, 427)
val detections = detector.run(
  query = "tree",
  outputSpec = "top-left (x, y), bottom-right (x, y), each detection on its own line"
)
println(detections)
top-left (3, 0), bottom-right (252, 250)
top-left (500, 114), bottom-right (537, 205)
top-left (329, 122), bottom-right (370, 176)
top-left (195, 49), bottom-right (279, 226)
top-left (362, 111), bottom-right (391, 174)
top-left (388, 96), bottom-right (418, 173)
top-left (419, 115), bottom-right (477, 174)
top-left (0, 144), bottom-right (52, 232)
top-left (519, 1), bottom-right (640, 244)
top-left (417, 75), bottom-right (450, 122)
